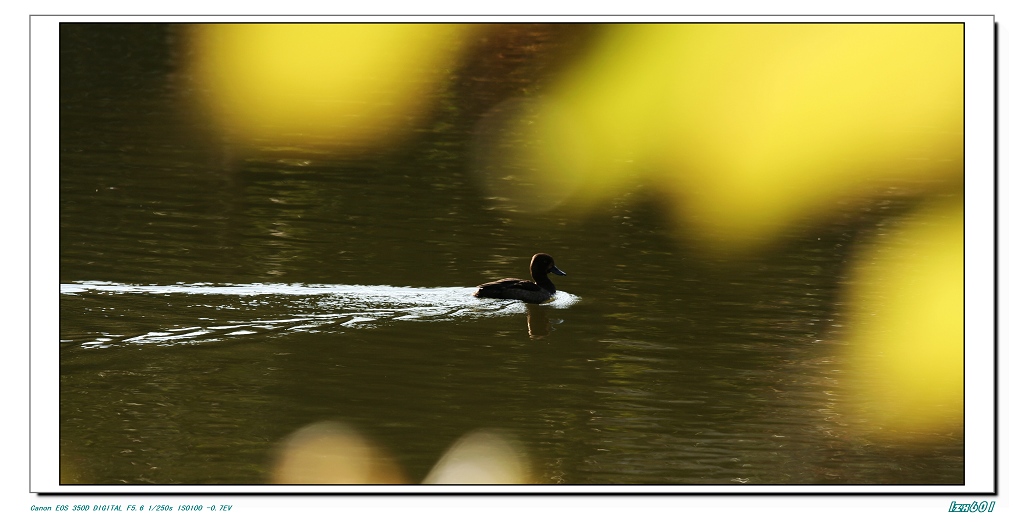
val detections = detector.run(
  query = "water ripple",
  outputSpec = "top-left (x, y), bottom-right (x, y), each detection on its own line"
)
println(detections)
top-left (60, 281), bottom-right (579, 349)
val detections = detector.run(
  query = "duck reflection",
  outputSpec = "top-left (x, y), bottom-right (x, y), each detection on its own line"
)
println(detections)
top-left (526, 304), bottom-right (553, 339)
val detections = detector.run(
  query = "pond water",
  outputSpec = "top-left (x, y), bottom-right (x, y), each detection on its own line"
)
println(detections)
top-left (57, 24), bottom-right (963, 486)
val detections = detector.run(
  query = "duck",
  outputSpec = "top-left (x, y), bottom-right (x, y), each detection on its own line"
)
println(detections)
top-left (473, 253), bottom-right (567, 304)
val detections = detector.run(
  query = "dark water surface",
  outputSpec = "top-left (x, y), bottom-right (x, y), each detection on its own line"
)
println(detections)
top-left (58, 24), bottom-right (963, 486)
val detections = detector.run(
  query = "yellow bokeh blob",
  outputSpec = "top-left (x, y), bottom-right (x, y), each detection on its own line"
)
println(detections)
top-left (423, 430), bottom-right (531, 484)
top-left (481, 24), bottom-right (963, 250)
top-left (843, 201), bottom-right (963, 438)
top-left (269, 421), bottom-right (406, 484)
top-left (187, 24), bottom-right (474, 148)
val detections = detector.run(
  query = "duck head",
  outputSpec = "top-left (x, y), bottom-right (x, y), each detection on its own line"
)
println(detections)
top-left (530, 253), bottom-right (566, 279)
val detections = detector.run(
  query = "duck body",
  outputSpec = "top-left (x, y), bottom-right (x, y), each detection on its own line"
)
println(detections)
top-left (473, 253), bottom-right (567, 304)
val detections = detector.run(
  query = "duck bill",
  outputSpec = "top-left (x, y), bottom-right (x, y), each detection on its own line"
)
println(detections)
top-left (550, 266), bottom-right (567, 276)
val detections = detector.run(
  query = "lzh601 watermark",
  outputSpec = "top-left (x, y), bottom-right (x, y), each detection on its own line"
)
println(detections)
top-left (949, 501), bottom-right (995, 512)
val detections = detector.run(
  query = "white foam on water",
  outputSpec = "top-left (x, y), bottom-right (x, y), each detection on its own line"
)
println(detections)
top-left (60, 281), bottom-right (580, 349)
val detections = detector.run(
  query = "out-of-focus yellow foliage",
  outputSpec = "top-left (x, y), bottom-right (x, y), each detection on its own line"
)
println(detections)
top-left (423, 430), bottom-right (531, 484)
top-left (187, 24), bottom-right (474, 148)
top-left (842, 200), bottom-right (963, 438)
top-left (270, 421), bottom-right (406, 484)
top-left (475, 24), bottom-right (963, 250)
top-left (269, 422), bottom-right (531, 484)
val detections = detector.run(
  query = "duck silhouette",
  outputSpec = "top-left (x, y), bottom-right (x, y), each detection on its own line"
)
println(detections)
top-left (473, 253), bottom-right (566, 304)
